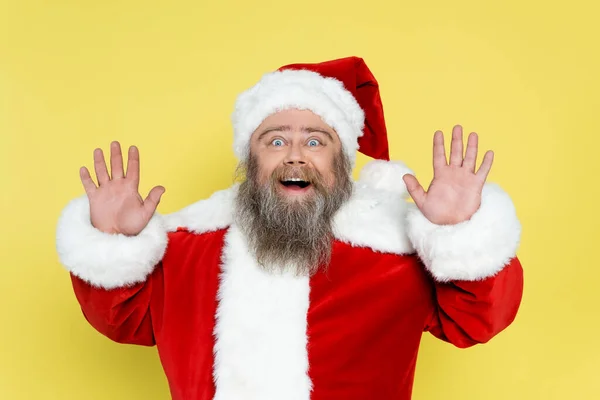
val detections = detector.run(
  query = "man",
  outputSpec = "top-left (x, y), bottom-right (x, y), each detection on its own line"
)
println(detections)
top-left (56, 56), bottom-right (523, 400)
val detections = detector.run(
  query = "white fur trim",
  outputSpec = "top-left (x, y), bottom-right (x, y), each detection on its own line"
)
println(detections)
top-left (55, 187), bottom-right (236, 290)
top-left (55, 195), bottom-right (168, 289)
top-left (358, 159), bottom-right (415, 195)
top-left (213, 224), bottom-right (312, 400)
top-left (406, 183), bottom-right (522, 282)
top-left (231, 69), bottom-right (365, 165)
top-left (333, 160), bottom-right (416, 254)
top-left (162, 185), bottom-right (238, 233)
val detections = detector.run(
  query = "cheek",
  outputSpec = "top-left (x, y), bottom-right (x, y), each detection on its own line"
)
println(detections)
top-left (258, 168), bottom-right (274, 184)
top-left (312, 155), bottom-right (338, 187)
top-left (323, 170), bottom-right (337, 188)
top-left (255, 159), bottom-right (278, 184)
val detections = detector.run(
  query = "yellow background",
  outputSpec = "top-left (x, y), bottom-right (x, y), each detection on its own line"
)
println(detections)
top-left (1, 0), bottom-right (598, 398)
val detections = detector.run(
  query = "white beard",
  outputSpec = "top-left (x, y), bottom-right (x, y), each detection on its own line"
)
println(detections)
top-left (233, 153), bottom-right (353, 276)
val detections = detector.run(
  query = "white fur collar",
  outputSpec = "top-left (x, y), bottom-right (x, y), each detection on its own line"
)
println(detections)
top-left (213, 224), bottom-right (312, 399)
top-left (163, 160), bottom-right (416, 255)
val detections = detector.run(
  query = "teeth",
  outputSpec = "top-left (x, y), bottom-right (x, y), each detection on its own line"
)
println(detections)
top-left (285, 178), bottom-right (304, 182)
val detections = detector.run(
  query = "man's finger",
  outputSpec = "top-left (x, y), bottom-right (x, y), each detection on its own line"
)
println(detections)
top-left (463, 132), bottom-right (479, 172)
top-left (126, 145), bottom-right (140, 189)
top-left (476, 150), bottom-right (494, 182)
top-left (433, 131), bottom-right (447, 171)
top-left (93, 148), bottom-right (110, 185)
top-left (449, 125), bottom-right (464, 167)
top-left (80, 166), bottom-right (97, 195)
top-left (110, 141), bottom-right (125, 179)
top-left (403, 174), bottom-right (426, 209)
top-left (143, 185), bottom-right (166, 215)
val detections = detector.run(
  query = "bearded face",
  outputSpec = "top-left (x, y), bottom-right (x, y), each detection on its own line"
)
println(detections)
top-left (233, 109), bottom-right (354, 276)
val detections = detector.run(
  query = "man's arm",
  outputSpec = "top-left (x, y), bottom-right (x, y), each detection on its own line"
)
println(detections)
top-left (55, 141), bottom-right (168, 345)
top-left (406, 182), bottom-right (524, 346)
top-left (424, 258), bottom-right (523, 347)
top-left (398, 125), bottom-right (524, 345)
top-left (70, 273), bottom-right (159, 346)
top-left (56, 194), bottom-right (168, 345)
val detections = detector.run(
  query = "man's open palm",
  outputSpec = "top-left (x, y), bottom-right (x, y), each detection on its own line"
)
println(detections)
top-left (403, 125), bottom-right (493, 225)
top-left (79, 141), bottom-right (165, 236)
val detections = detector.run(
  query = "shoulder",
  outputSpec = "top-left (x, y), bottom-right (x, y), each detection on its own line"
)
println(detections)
top-left (163, 185), bottom-right (237, 234)
top-left (333, 160), bottom-right (416, 255)
top-left (163, 160), bottom-right (417, 256)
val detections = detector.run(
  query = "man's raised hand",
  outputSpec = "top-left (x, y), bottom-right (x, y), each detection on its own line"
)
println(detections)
top-left (402, 125), bottom-right (493, 225)
top-left (79, 141), bottom-right (165, 235)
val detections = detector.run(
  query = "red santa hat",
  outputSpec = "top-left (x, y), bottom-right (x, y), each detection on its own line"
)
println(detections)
top-left (231, 56), bottom-right (390, 167)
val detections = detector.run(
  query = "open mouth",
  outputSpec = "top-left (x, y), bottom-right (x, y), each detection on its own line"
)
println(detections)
top-left (280, 178), bottom-right (311, 190)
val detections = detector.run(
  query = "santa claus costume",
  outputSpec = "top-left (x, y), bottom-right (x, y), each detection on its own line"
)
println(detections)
top-left (56, 57), bottom-right (523, 400)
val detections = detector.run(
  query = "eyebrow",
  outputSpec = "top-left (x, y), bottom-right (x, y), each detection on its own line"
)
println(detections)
top-left (257, 125), bottom-right (335, 142)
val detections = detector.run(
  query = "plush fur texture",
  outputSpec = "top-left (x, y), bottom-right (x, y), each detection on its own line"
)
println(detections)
top-left (213, 224), bottom-right (312, 400)
top-left (333, 161), bottom-right (416, 255)
top-left (406, 182), bottom-right (522, 282)
top-left (358, 159), bottom-right (415, 194)
top-left (55, 195), bottom-right (168, 289)
top-left (163, 185), bottom-right (238, 233)
top-left (231, 69), bottom-right (365, 165)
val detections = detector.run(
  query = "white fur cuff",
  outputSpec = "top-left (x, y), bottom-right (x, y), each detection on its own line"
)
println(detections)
top-left (406, 183), bottom-right (521, 282)
top-left (55, 195), bottom-right (168, 289)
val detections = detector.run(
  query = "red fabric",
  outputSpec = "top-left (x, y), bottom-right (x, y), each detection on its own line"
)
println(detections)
top-left (71, 229), bottom-right (523, 400)
top-left (72, 229), bottom-right (226, 400)
top-left (279, 56), bottom-right (390, 161)
top-left (425, 258), bottom-right (524, 348)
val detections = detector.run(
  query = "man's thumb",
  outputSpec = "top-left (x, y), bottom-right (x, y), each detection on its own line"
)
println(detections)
top-left (144, 186), bottom-right (166, 213)
top-left (402, 174), bottom-right (425, 207)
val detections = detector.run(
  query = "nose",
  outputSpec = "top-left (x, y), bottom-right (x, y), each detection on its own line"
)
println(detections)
top-left (285, 159), bottom-right (307, 166)
top-left (284, 142), bottom-right (307, 166)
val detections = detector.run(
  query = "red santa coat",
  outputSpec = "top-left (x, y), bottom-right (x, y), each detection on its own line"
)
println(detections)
top-left (56, 160), bottom-right (524, 400)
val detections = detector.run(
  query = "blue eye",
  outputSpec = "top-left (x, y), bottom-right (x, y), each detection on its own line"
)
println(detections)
top-left (307, 139), bottom-right (320, 147)
top-left (271, 139), bottom-right (284, 146)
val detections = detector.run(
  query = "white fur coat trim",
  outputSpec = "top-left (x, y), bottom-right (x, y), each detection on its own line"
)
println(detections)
top-left (406, 182), bottom-right (522, 282)
top-left (332, 160), bottom-right (416, 254)
top-left (213, 224), bottom-right (312, 400)
top-left (55, 195), bottom-right (168, 289)
top-left (163, 186), bottom-right (238, 234)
